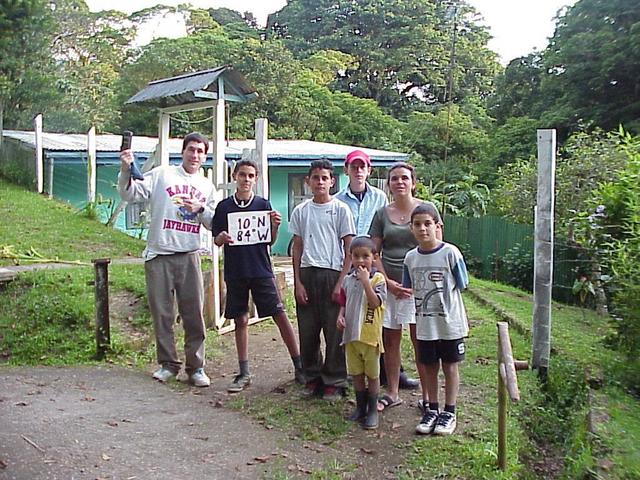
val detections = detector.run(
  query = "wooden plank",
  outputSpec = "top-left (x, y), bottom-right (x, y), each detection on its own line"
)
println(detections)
top-left (218, 316), bottom-right (266, 336)
top-left (0, 268), bottom-right (17, 283)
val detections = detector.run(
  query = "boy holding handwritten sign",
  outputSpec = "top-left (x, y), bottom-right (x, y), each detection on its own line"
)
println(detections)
top-left (212, 159), bottom-right (303, 392)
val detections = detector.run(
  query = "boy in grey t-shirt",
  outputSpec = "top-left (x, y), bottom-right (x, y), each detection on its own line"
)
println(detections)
top-left (289, 159), bottom-right (355, 401)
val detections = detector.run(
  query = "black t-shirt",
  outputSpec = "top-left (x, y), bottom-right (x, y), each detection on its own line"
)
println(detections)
top-left (211, 195), bottom-right (274, 281)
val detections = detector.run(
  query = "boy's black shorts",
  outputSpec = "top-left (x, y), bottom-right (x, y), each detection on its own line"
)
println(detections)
top-left (416, 338), bottom-right (466, 365)
top-left (224, 277), bottom-right (284, 319)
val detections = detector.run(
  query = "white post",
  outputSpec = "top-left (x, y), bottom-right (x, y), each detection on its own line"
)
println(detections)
top-left (34, 114), bottom-right (44, 193)
top-left (211, 78), bottom-right (227, 328)
top-left (0, 100), bottom-right (4, 149)
top-left (158, 113), bottom-right (170, 166)
top-left (531, 129), bottom-right (556, 375)
top-left (47, 158), bottom-right (54, 198)
top-left (87, 126), bottom-right (97, 203)
top-left (255, 118), bottom-right (269, 198)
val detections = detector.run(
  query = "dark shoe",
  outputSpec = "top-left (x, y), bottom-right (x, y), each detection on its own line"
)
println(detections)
top-left (227, 373), bottom-right (251, 392)
top-left (399, 372), bottom-right (420, 390)
top-left (300, 379), bottom-right (321, 398)
top-left (294, 368), bottom-right (305, 385)
top-left (322, 385), bottom-right (346, 402)
top-left (377, 394), bottom-right (403, 412)
top-left (347, 390), bottom-right (368, 422)
top-left (363, 393), bottom-right (379, 429)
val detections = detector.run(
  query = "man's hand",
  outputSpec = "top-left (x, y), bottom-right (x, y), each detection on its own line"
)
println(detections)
top-left (119, 149), bottom-right (133, 172)
top-left (336, 315), bottom-right (346, 331)
top-left (214, 231), bottom-right (234, 247)
top-left (295, 280), bottom-right (309, 305)
top-left (182, 197), bottom-right (204, 214)
top-left (331, 284), bottom-right (342, 304)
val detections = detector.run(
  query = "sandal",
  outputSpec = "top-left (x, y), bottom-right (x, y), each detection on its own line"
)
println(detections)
top-left (377, 394), bottom-right (403, 412)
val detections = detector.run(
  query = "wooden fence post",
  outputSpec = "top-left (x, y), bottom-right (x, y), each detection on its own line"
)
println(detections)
top-left (93, 258), bottom-right (111, 359)
top-left (497, 321), bottom-right (528, 471)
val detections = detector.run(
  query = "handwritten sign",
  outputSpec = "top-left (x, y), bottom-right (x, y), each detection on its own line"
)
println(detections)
top-left (227, 210), bottom-right (271, 246)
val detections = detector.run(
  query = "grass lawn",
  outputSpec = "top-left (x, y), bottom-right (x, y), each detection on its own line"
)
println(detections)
top-left (1, 178), bottom-right (638, 479)
top-left (0, 177), bottom-right (144, 266)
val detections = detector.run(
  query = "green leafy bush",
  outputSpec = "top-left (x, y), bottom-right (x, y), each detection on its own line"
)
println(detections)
top-left (501, 243), bottom-right (534, 291)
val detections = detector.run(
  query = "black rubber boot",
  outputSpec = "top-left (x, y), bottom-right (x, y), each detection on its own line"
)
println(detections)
top-left (347, 390), bottom-right (368, 422)
top-left (363, 392), bottom-right (379, 429)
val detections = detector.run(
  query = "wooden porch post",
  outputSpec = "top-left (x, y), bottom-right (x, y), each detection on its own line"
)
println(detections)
top-left (255, 118), bottom-right (269, 198)
top-left (210, 77), bottom-right (227, 329)
top-left (158, 112), bottom-right (170, 166)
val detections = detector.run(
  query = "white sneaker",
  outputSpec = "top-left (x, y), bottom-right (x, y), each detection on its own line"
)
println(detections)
top-left (433, 411), bottom-right (457, 435)
top-left (189, 368), bottom-right (210, 387)
top-left (152, 367), bottom-right (176, 383)
top-left (415, 408), bottom-right (439, 435)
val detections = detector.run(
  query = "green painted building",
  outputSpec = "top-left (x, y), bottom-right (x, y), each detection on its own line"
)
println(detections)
top-left (1, 130), bottom-right (408, 255)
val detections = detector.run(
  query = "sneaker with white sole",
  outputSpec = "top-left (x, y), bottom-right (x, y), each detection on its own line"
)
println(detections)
top-left (416, 407), bottom-right (439, 435)
top-left (227, 373), bottom-right (251, 392)
top-left (152, 367), bottom-right (176, 383)
top-left (433, 411), bottom-right (457, 435)
top-left (189, 368), bottom-right (210, 387)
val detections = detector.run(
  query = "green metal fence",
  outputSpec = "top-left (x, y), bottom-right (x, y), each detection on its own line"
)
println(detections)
top-left (444, 216), bottom-right (586, 303)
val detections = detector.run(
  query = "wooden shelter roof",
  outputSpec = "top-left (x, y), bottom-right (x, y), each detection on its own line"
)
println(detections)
top-left (125, 65), bottom-right (257, 107)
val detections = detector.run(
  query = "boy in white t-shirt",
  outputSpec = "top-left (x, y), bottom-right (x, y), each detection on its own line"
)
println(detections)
top-left (403, 203), bottom-right (469, 436)
top-left (289, 159), bottom-right (355, 401)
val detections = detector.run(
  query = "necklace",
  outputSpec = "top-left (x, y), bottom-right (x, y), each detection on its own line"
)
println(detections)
top-left (232, 191), bottom-right (254, 208)
top-left (396, 200), bottom-right (416, 223)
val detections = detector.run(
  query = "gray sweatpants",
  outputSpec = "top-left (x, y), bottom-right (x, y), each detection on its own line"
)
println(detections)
top-left (296, 267), bottom-right (347, 387)
top-left (144, 252), bottom-right (205, 375)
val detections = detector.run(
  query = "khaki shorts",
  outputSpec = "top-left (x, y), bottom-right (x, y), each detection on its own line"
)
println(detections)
top-left (345, 341), bottom-right (381, 379)
top-left (383, 293), bottom-right (416, 330)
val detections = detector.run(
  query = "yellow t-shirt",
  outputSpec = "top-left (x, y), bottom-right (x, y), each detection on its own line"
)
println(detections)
top-left (340, 271), bottom-right (387, 351)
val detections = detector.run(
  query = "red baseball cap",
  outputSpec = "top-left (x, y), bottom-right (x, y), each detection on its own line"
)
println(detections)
top-left (345, 149), bottom-right (371, 166)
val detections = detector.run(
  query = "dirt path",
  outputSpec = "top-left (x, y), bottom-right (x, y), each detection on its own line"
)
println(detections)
top-left (0, 364), bottom-right (350, 480)
top-left (207, 323), bottom-right (429, 479)
top-left (0, 319), bottom-right (435, 480)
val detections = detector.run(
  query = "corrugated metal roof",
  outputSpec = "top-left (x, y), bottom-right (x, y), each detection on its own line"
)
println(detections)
top-left (1, 130), bottom-right (409, 163)
top-left (126, 66), bottom-right (257, 107)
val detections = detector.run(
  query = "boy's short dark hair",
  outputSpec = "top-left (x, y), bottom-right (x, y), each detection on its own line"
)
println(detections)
top-left (411, 203), bottom-right (443, 225)
top-left (182, 132), bottom-right (209, 154)
top-left (308, 159), bottom-right (334, 177)
top-left (233, 158), bottom-right (258, 175)
top-left (350, 235), bottom-right (378, 254)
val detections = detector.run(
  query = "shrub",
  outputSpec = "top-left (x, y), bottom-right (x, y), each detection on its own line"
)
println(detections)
top-left (502, 243), bottom-right (534, 291)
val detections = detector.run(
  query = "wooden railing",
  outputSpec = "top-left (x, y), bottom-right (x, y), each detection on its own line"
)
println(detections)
top-left (497, 321), bottom-right (529, 470)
